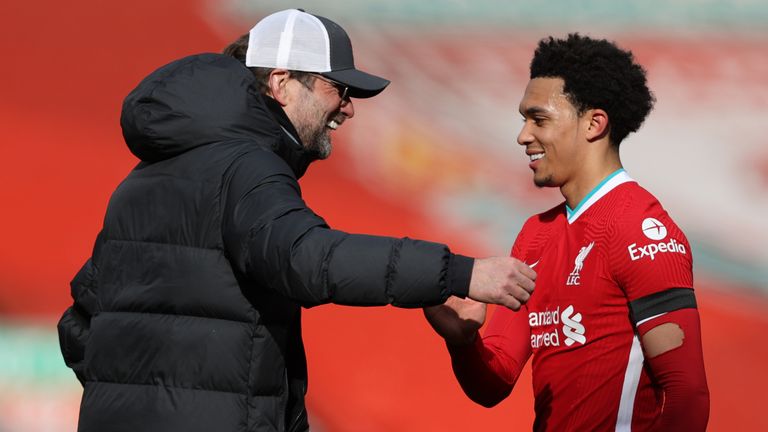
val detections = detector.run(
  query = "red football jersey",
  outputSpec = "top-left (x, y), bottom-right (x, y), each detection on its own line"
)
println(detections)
top-left (465, 170), bottom-right (694, 431)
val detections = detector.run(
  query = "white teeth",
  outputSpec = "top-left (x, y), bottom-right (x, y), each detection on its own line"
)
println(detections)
top-left (327, 120), bottom-right (339, 130)
top-left (530, 153), bottom-right (544, 161)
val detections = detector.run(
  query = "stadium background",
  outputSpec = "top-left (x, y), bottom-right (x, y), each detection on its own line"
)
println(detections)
top-left (1, 0), bottom-right (766, 430)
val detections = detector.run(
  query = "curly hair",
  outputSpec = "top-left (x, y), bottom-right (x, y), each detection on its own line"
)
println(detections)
top-left (530, 33), bottom-right (655, 146)
top-left (222, 33), bottom-right (314, 95)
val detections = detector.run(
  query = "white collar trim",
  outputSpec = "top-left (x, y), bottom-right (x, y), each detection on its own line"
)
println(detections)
top-left (567, 170), bottom-right (634, 224)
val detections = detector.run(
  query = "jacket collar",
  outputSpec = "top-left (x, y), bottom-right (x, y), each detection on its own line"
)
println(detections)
top-left (259, 93), bottom-right (317, 179)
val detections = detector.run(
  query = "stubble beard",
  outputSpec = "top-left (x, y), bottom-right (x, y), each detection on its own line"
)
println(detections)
top-left (534, 174), bottom-right (554, 188)
top-left (301, 126), bottom-right (331, 160)
top-left (295, 90), bottom-right (333, 160)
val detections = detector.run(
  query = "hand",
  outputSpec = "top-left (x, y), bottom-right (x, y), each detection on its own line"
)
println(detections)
top-left (467, 256), bottom-right (536, 311)
top-left (424, 296), bottom-right (486, 346)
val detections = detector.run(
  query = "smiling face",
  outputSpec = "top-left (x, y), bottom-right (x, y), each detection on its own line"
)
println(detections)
top-left (517, 77), bottom-right (587, 189)
top-left (277, 71), bottom-right (355, 160)
top-left (266, 69), bottom-right (355, 159)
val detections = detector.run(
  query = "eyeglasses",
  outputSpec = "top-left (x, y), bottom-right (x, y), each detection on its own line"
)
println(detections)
top-left (310, 74), bottom-right (349, 101)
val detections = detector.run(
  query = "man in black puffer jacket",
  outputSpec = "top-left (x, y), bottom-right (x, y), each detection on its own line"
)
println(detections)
top-left (58, 9), bottom-right (536, 432)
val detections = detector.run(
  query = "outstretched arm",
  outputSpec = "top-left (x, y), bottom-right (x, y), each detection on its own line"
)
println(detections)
top-left (222, 150), bottom-right (536, 309)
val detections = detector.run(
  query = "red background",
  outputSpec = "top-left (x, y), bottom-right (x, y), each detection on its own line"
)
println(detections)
top-left (1, 1), bottom-right (765, 430)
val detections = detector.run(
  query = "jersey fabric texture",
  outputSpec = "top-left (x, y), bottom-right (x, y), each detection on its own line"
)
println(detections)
top-left (57, 53), bottom-right (473, 432)
top-left (451, 170), bottom-right (695, 431)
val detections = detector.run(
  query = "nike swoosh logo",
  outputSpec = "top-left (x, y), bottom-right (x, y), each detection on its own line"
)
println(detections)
top-left (529, 260), bottom-right (540, 268)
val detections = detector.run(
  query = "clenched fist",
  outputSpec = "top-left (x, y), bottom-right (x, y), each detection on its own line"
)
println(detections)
top-left (467, 256), bottom-right (536, 310)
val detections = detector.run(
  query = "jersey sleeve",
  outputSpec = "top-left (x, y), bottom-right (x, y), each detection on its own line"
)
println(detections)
top-left (637, 308), bottom-right (710, 430)
top-left (445, 219), bottom-right (536, 407)
top-left (607, 197), bottom-right (693, 302)
top-left (447, 304), bottom-right (532, 407)
top-left (482, 304), bottom-right (533, 380)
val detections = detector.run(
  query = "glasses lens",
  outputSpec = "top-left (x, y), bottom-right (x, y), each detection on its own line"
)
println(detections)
top-left (314, 74), bottom-right (348, 100)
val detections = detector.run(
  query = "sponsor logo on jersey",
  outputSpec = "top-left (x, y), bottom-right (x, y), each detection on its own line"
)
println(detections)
top-left (566, 241), bottom-right (594, 286)
top-left (529, 305), bottom-right (587, 348)
top-left (561, 305), bottom-right (586, 346)
top-left (641, 217), bottom-right (667, 240)
top-left (628, 218), bottom-right (687, 261)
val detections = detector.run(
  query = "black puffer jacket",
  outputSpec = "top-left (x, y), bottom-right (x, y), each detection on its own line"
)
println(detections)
top-left (57, 53), bottom-right (473, 432)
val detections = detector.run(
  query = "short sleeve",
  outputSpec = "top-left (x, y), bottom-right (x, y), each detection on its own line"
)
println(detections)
top-left (607, 198), bottom-right (693, 302)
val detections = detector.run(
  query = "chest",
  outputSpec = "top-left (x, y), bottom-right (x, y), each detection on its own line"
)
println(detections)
top-left (523, 220), bottom-right (630, 350)
top-left (530, 222), bottom-right (618, 302)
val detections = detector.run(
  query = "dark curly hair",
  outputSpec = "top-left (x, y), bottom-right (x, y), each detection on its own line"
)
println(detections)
top-left (530, 33), bottom-right (655, 146)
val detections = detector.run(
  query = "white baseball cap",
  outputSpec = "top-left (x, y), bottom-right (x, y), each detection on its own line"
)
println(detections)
top-left (245, 9), bottom-right (390, 98)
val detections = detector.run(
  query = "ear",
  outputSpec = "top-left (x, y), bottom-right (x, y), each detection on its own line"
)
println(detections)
top-left (584, 108), bottom-right (609, 142)
top-left (267, 69), bottom-right (292, 107)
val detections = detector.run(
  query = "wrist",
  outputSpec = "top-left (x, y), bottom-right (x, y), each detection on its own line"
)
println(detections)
top-left (446, 330), bottom-right (479, 348)
top-left (447, 254), bottom-right (474, 298)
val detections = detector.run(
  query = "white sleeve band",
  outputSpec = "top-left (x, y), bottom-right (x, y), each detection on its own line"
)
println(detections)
top-left (636, 312), bottom-right (667, 326)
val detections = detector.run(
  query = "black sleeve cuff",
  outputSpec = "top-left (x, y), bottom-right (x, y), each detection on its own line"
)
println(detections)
top-left (447, 254), bottom-right (474, 298)
top-left (629, 288), bottom-right (697, 325)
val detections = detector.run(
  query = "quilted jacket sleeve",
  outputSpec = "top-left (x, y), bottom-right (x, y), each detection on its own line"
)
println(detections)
top-left (57, 254), bottom-right (101, 385)
top-left (221, 149), bottom-right (473, 308)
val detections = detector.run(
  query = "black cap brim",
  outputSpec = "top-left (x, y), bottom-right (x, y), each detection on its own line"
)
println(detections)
top-left (322, 68), bottom-right (390, 99)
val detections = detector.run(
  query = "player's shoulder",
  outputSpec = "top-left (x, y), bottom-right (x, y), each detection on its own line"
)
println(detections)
top-left (613, 181), bottom-right (670, 219)
top-left (610, 181), bottom-right (687, 238)
top-left (513, 202), bottom-right (566, 257)
top-left (612, 181), bottom-right (659, 207)
top-left (523, 202), bottom-right (565, 230)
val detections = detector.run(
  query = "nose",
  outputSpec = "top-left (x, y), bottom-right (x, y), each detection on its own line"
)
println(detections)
top-left (517, 120), bottom-right (533, 146)
top-left (340, 98), bottom-right (355, 119)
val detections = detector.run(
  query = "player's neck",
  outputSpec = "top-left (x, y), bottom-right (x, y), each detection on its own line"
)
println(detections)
top-left (561, 150), bottom-right (622, 209)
